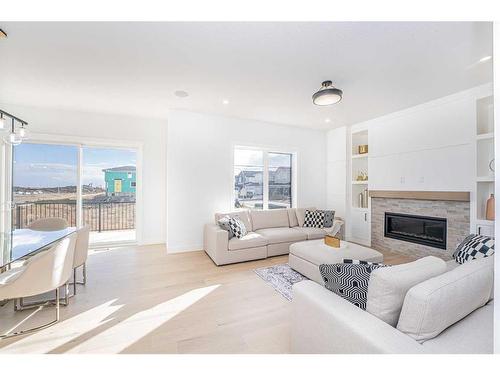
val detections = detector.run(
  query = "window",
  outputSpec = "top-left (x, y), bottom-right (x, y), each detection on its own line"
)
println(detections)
top-left (234, 147), bottom-right (293, 210)
top-left (268, 152), bottom-right (292, 209)
top-left (11, 142), bottom-right (138, 245)
top-left (12, 143), bottom-right (78, 229)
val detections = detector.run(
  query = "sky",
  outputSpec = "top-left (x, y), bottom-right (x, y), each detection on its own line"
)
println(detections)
top-left (234, 149), bottom-right (292, 168)
top-left (13, 143), bottom-right (136, 188)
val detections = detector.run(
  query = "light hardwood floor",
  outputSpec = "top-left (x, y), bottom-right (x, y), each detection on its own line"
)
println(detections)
top-left (0, 244), bottom-right (414, 354)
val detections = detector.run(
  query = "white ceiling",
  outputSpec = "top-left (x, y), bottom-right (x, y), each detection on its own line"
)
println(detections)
top-left (0, 22), bottom-right (493, 130)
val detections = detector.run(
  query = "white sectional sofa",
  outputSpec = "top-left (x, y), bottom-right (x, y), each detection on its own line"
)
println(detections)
top-left (291, 255), bottom-right (494, 354)
top-left (203, 208), bottom-right (343, 266)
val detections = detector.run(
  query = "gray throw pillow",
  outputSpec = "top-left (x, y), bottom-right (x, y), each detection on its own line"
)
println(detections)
top-left (217, 215), bottom-right (234, 239)
top-left (323, 210), bottom-right (336, 228)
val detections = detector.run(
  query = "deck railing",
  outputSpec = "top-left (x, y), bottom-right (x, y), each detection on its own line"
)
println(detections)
top-left (13, 201), bottom-right (136, 232)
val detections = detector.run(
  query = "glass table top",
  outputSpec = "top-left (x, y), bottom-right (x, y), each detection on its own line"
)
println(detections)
top-left (0, 227), bottom-right (77, 269)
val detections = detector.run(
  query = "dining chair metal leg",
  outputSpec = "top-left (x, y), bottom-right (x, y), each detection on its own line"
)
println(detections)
top-left (83, 263), bottom-right (87, 285)
top-left (1, 288), bottom-right (60, 340)
top-left (64, 283), bottom-right (69, 306)
top-left (69, 263), bottom-right (87, 289)
top-left (73, 268), bottom-right (77, 296)
top-left (16, 285), bottom-right (70, 310)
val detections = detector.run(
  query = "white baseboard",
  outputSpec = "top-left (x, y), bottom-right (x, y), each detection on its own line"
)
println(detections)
top-left (139, 238), bottom-right (166, 246)
top-left (166, 244), bottom-right (204, 254)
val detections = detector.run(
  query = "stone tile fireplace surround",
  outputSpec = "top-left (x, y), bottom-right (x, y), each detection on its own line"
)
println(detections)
top-left (370, 191), bottom-right (470, 260)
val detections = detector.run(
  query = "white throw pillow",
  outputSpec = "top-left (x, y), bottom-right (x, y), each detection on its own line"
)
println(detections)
top-left (366, 256), bottom-right (446, 327)
top-left (397, 255), bottom-right (494, 343)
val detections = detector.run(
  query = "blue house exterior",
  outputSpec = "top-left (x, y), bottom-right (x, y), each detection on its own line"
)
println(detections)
top-left (103, 166), bottom-right (136, 197)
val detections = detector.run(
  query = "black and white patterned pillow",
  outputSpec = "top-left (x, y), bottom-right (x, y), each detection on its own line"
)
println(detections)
top-left (228, 216), bottom-right (247, 239)
top-left (303, 209), bottom-right (325, 228)
top-left (217, 215), bottom-right (234, 239)
top-left (453, 234), bottom-right (495, 264)
top-left (319, 259), bottom-right (388, 309)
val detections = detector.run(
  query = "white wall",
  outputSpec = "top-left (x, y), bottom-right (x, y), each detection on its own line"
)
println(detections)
top-left (0, 103), bottom-right (167, 245)
top-left (326, 126), bottom-right (347, 218)
top-left (166, 110), bottom-right (327, 252)
top-left (365, 84), bottom-right (492, 192)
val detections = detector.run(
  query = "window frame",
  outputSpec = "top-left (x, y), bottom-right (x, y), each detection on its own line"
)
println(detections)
top-left (232, 145), bottom-right (296, 211)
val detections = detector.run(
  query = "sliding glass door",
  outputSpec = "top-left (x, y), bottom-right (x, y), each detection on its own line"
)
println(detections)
top-left (82, 147), bottom-right (137, 244)
top-left (10, 142), bottom-right (138, 246)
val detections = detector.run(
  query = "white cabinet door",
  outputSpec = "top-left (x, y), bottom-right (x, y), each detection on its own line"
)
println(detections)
top-left (350, 209), bottom-right (370, 245)
top-left (477, 223), bottom-right (495, 237)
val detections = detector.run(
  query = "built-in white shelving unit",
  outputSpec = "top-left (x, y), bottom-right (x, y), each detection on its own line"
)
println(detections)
top-left (473, 95), bottom-right (495, 236)
top-left (347, 127), bottom-right (370, 246)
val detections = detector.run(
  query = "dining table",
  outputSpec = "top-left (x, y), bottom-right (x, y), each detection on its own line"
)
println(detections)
top-left (0, 227), bottom-right (77, 272)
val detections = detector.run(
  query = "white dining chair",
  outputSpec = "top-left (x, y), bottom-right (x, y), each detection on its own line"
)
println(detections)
top-left (71, 226), bottom-right (90, 295)
top-left (0, 233), bottom-right (77, 339)
top-left (28, 217), bottom-right (69, 231)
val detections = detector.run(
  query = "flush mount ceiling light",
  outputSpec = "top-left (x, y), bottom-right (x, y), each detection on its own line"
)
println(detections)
top-left (222, 99), bottom-right (229, 105)
top-left (312, 80), bottom-right (343, 106)
top-left (174, 90), bottom-right (189, 98)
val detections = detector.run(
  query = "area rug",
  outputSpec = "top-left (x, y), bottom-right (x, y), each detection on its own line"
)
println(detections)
top-left (254, 263), bottom-right (308, 301)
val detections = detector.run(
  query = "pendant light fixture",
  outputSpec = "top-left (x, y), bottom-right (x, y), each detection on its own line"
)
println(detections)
top-left (0, 109), bottom-right (29, 146)
top-left (0, 113), bottom-right (6, 130)
top-left (5, 119), bottom-right (23, 146)
top-left (312, 80), bottom-right (343, 106)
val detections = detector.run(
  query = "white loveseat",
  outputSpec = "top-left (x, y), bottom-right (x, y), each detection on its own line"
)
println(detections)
top-left (203, 208), bottom-right (343, 266)
top-left (291, 255), bottom-right (494, 354)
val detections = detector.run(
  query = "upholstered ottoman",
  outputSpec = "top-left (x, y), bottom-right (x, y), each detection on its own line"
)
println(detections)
top-left (289, 239), bottom-right (384, 284)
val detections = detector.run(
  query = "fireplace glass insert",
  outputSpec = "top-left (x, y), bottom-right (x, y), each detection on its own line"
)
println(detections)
top-left (384, 212), bottom-right (447, 250)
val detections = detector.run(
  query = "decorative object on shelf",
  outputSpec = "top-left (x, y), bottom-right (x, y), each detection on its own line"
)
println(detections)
top-left (363, 188), bottom-right (369, 208)
top-left (324, 234), bottom-right (341, 248)
top-left (357, 188), bottom-right (369, 208)
top-left (0, 109), bottom-right (29, 146)
top-left (486, 194), bottom-right (495, 220)
top-left (312, 80), bottom-right (343, 106)
top-left (358, 144), bottom-right (368, 154)
top-left (356, 171), bottom-right (368, 181)
top-left (489, 158), bottom-right (495, 173)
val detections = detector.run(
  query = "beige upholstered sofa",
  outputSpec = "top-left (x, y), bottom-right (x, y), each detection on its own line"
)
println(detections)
top-left (203, 208), bottom-right (343, 266)
top-left (291, 255), bottom-right (494, 354)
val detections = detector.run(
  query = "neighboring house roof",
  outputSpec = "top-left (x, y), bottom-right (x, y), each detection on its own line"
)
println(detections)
top-left (239, 170), bottom-right (261, 177)
top-left (102, 165), bottom-right (136, 173)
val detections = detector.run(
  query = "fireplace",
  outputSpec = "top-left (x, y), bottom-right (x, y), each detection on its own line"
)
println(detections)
top-left (384, 212), bottom-right (447, 250)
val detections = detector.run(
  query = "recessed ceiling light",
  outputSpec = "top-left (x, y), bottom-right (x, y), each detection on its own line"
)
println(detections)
top-left (174, 90), bottom-right (189, 98)
top-left (479, 56), bottom-right (492, 63)
top-left (325, 118), bottom-right (331, 123)
top-left (222, 99), bottom-right (229, 105)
